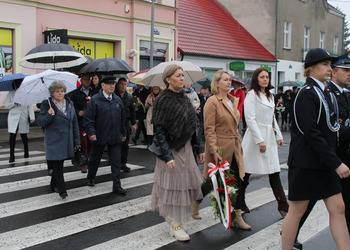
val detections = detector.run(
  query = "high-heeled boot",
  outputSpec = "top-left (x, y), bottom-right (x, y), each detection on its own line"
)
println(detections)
top-left (21, 134), bottom-right (29, 158)
top-left (9, 133), bottom-right (16, 163)
top-left (272, 185), bottom-right (289, 217)
top-left (191, 201), bottom-right (201, 219)
top-left (233, 209), bottom-right (251, 230)
top-left (241, 181), bottom-right (250, 213)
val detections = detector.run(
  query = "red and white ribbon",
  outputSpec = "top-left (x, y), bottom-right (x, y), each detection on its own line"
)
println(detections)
top-left (208, 160), bottom-right (232, 229)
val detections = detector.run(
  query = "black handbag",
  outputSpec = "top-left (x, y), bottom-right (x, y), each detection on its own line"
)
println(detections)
top-left (72, 146), bottom-right (88, 166)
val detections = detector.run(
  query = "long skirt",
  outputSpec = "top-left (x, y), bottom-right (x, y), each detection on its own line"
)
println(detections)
top-left (151, 140), bottom-right (203, 224)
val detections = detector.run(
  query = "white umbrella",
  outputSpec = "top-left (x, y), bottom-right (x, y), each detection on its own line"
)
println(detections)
top-left (140, 61), bottom-right (206, 87)
top-left (14, 69), bottom-right (78, 106)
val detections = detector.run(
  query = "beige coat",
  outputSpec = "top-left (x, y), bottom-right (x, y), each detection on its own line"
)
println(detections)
top-left (203, 94), bottom-right (245, 180)
top-left (145, 94), bottom-right (155, 135)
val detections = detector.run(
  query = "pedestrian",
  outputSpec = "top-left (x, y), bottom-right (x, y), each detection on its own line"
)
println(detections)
top-left (282, 48), bottom-right (350, 250)
top-left (115, 77), bottom-right (136, 173)
top-left (91, 74), bottom-right (101, 91)
top-left (202, 70), bottom-right (251, 230)
top-left (84, 76), bottom-right (127, 195)
top-left (184, 83), bottom-right (200, 109)
top-left (229, 76), bottom-right (245, 134)
top-left (283, 90), bottom-right (293, 128)
top-left (132, 84), bottom-right (150, 144)
top-left (291, 52), bottom-right (350, 250)
top-left (36, 81), bottom-right (80, 199)
top-left (275, 86), bottom-right (286, 128)
top-left (145, 86), bottom-right (161, 144)
top-left (5, 79), bottom-right (35, 163)
top-left (70, 73), bottom-right (98, 173)
top-left (150, 64), bottom-right (203, 241)
top-left (241, 67), bottom-right (288, 217)
top-left (197, 86), bottom-right (211, 147)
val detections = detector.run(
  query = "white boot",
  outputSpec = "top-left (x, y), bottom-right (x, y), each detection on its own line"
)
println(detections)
top-left (170, 222), bottom-right (190, 241)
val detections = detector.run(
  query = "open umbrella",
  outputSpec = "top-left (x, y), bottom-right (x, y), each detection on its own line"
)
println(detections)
top-left (129, 69), bottom-right (150, 85)
top-left (0, 73), bottom-right (28, 91)
top-left (140, 61), bottom-right (206, 87)
top-left (196, 77), bottom-right (211, 87)
top-left (78, 58), bottom-right (135, 75)
top-left (14, 69), bottom-right (78, 106)
top-left (62, 56), bottom-right (95, 73)
top-left (19, 43), bottom-right (86, 70)
top-left (231, 75), bottom-right (245, 85)
top-left (279, 80), bottom-right (304, 87)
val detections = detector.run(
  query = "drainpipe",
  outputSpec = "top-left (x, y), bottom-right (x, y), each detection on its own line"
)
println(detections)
top-left (275, 0), bottom-right (279, 94)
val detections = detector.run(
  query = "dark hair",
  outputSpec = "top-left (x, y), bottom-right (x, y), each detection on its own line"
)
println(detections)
top-left (250, 67), bottom-right (272, 100)
top-left (117, 77), bottom-right (128, 84)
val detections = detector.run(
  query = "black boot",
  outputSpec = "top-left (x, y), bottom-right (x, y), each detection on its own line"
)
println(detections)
top-left (272, 184), bottom-right (289, 217)
top-left (241, 178), bottom-right (250, 213)
top-left (21, 134), bottom-right (29, 158)
top-left (9, 133), bottom-right (16, 163)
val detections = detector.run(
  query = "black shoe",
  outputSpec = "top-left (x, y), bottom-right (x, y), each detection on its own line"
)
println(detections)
top-left (60, 192), bottom-right (68, 199)
top-left (132, 137), bottom-right (137, 144)
top-left (113, 187), bottom-right (127, 195)
top-left (48, 169), bottom-right (53, 176)
top-left (121, 165), bottom-right (131, 172)
top-left (51, 185), bottom-right (59, 193)
top-left (24, 152), bottom-right (29, 158)
top-left (87, 179), bottom-right (95, 187)
top-left (9, 155), bottom-right (14, 163)
top-left (294, 239), bottom-right (303, 250)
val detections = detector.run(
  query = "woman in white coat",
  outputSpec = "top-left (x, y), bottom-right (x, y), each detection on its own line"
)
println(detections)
top-left (241, 67), bottom-right (288, 217)
top-left (5, 80), bottom-right (35, 163)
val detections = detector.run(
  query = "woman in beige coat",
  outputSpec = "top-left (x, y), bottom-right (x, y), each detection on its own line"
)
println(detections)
top-left (201, 70), bottom-right (250, 230)
top-left (145, 86), bottom-right (161, 142)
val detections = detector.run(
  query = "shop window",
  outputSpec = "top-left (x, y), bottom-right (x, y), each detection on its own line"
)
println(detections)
top-left (69, 38), bottom-right (114, 59)
top-left (0, 29), bottom-right (13, 75)
top-left (139, 40), bottom-right (168, 70)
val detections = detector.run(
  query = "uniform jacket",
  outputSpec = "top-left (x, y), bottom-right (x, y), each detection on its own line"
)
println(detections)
top-left (242, 90), bottom-right (283, 175)
top-left (288, 77), bottom-right (342, 170)
top-left (5, 91), bottom-right (35, 134)
top-left (36, 97), bottom-right (80, 161)
top-left (326, 81), bottom-right (350, 164)
top-left (69, 85), bottom-right (98, 127)
top-left (115, 90), bottom-right (136, 125)
top-left (203, 94), bottom-right (245, 180)
top-left (83, 91), bottom-right (126, 145)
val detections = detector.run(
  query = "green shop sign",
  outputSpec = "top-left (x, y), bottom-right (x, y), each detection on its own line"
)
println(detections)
top-left (229, 61), bottom-right (245, 71)
top-left (261, 65), bottom-right (272, 71)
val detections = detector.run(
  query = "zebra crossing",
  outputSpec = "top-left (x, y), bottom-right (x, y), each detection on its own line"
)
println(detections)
top-left (0, 145), bottom-right (332, 249)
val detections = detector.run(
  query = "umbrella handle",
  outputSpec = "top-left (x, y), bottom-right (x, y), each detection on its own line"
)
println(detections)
top-left (47, 97), bottom-right (52, 109)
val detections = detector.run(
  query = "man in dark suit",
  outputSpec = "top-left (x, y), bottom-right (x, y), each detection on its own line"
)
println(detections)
top-left (132, 84), bottom-right (150, 144)
top-left (115, 78), bottom-right (136, 172)
top-left (83, 76), bottom-right (127, 195)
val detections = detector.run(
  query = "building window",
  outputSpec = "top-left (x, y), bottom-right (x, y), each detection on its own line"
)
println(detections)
top-left (304, 27), bottom-right (310, 50)
top-left (334, 36), bottom-right (339, 53)
top-left (283, 21), bottom-right (292, 49)
top-left (295, 72), bottom-right (301, 81)
top-left (319, 32), bottom-right (325, 49)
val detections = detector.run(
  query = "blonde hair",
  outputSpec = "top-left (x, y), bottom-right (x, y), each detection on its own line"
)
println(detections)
top-left (304, 67), bottom-right (312, 77)
top-left (162, 64), bottom-right (183, 88)
top-left (211, 70), bottom-right (230, 95)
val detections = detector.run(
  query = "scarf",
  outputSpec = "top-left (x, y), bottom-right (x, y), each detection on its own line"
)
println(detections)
top-left (152, 88), bottom-right (197, 151)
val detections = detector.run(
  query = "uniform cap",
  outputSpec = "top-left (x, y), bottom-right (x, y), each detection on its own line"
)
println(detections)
top-left (304, 48), bottom-right (337, 69)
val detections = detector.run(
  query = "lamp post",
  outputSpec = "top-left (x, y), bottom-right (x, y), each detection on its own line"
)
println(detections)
top-left (150, 0), bottom-right (155, 68)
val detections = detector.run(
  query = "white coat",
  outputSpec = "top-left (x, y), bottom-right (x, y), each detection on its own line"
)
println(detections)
top-left (5, 91), bottom-right (35, 134)
top-left (242, 90), bottom-right (283, 174)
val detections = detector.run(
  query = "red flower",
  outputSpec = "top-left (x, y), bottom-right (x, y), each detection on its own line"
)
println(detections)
top-left (217, 188), bottom-right (225, 193)
top-left (226, 177), bottom-right (235, 185)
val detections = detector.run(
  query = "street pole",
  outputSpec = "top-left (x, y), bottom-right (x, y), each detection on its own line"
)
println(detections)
top-left (150, 0), bottom-right (155, 68)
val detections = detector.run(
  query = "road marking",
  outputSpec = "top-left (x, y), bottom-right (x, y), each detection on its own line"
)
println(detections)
top-left (129, 144), bottom-right (148, 149)
top-left (0, 155), bottom-right (47, 165)
top-left (0, 148), bottom-right (21, 153)
top-left (0, 164), bottom-right (145, 194)
top-left (0, 150), bottom-right (44, 160)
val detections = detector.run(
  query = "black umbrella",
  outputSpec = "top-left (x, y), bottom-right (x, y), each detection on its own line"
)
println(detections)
top-left (78, 58), bottom-right (135, 75)
top-left (279, 80), bottom-right (303, 87)
top-left (19, 43), bottom-right (86, 70)
top-left (62, 56), bottom-right (95, 73)
top-left (196, 77), bottom-right (211, 87)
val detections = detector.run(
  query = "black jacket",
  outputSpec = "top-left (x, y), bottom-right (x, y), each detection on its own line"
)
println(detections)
top-left (83, 91), bottom-right (126, 145)
top-left (69, 86), bottom-right (98, 127)
top-left (115, 90), bottom-right (136, 125)
top-left (288, 77), bottom-right (342, 170)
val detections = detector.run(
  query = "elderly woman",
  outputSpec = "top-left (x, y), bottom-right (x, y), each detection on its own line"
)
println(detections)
top-left (5, 79), bottom-right (35, 163)
top-left (241, 67), bottom-right (288, 217)
top-left (150, 64), bottom-right (203, 241)
top-left (203, 70), bottom-right (250, 230)
top-left (36, 81), bottom-right (80, 199)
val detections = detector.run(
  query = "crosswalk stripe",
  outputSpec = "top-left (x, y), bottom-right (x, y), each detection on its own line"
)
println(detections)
top-left (0, 148), bottom-right (21, 153)
top-left (0, 150), bottom-right (43, 160)
top-left (129, 145), bottom-right (148, 149)
top-left (0, 164), bottom-right (145, 194)
top-left (0, 172), bottom-right (154, 219)
top-left (225, 202), bottom-right (328, 250)
top-left (0, 155), bottom-right (47, 165)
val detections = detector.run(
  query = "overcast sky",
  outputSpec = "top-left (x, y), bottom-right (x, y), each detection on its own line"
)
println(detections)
top-left (328, 0), bottom-right (350, 23)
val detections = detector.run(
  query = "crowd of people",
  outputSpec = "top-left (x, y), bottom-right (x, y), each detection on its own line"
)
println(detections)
top-left (7, 48), bottom-right (350, 249)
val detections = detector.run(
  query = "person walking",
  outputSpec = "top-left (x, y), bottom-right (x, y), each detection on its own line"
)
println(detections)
top-left (150, 64), bottom-right (203, 241)
top-left (36, 81), bottom-right (80, 199)
top-left (115, 77), bottom-right (136, 173)
top-left (282, 48), bottom-right (350, 250)
top-left (241, 67), bottom-right (288, 216)
top-left (5, 79), bottom-right (35, 163)
top-left (145, 86), bottom-right (161, 144)
top-left (132, 84), bottom-right (150, 144)
top-left (202, 70), bottom-right (251, 230)
top-left (84, 76), bottom-right (127, 195)
top-left (184, 83), bottom-right (200, 109)
top-left (229, 77), bottom-right (245, 135)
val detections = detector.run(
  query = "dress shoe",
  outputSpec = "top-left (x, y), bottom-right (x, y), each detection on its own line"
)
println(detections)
top-left (113, 187), bottom-right (127, 195)
top-left (121, 165), bottom-right (131, 173)
top-left (87, 179), bottom-right (95, 187)
top-left (60, 192), bottom-right (68, 199)
top-left (294, 239), bottom-right (303, 250)
top-left (81, 165), bottom-right (88, 173)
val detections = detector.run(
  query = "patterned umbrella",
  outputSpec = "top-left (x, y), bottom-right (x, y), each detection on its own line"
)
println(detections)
top-left (0, 73), bottom-right (28, 91)
top-left (129, 69), bottom-right (150, 85)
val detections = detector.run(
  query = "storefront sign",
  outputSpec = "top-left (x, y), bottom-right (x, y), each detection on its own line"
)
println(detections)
top-left (261, 65), bottom-right (272, 71)
top-left (69, 39), bottom-right (114, 59)
top-left (229, 61), bottom-right (245, 71)
top-left (44, 29), bottom-right (68, 44)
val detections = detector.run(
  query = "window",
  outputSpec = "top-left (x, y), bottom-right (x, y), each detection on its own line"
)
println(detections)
top-left (334, 36), bottom-right (339, 53)
top-left (304, 27), bottom-right (310, 50)
top-left (319, 32), bottom-right (325, 49)
top-left (283, 21), bottom-right (292, 49)
top-left (295, 72), bottom-right (301, 81)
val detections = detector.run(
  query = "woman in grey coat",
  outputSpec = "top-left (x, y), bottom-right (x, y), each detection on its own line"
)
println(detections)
top-left (37, 81), bottom-right (80, 199)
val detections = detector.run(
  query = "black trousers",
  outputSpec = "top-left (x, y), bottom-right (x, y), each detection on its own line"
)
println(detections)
top-left (230, 154), bottom-right (242, 209)
top-left (87, 143), bottom-right (122, 188)
top-left (48, 160), bottom-right (66, 194)
top-left (121, 123), bottom-right (131, 166)
top-left (243, 172), bottom-right (282, 189)
top-left (9, 132), bottom-right (28, 152)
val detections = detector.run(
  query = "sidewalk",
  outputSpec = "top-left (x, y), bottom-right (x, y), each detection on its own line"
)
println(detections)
top-left (0, 126), bottom-right (44, 144)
